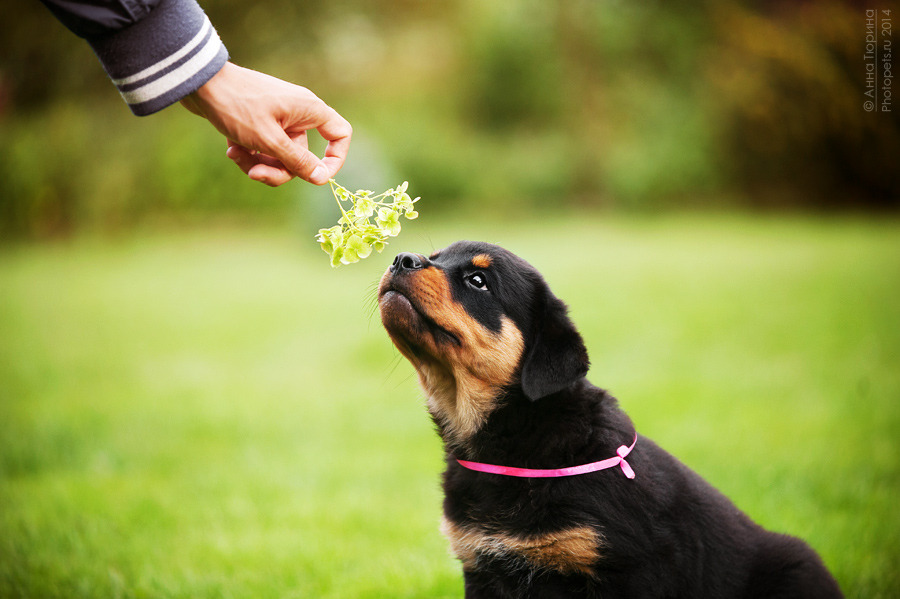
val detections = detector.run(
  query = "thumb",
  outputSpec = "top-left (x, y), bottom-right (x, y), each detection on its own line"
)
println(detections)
top-left (263, 130), bottom-right (329, 185)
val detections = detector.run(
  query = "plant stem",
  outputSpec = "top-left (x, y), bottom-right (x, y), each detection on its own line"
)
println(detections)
top-left (329, 179), bottom-right (353, 223)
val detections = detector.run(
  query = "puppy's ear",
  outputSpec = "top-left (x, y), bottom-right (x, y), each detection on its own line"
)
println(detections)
top-left (520, 291), bottom-right (589, 401)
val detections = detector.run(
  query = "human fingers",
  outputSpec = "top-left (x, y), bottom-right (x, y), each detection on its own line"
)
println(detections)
top-left (260, 128), bottom-right (329, 185)
top-left (223, 139), bottom-right (291, 186)
top-left (247, 162), bottom-right (294, 187)
top-left (225, 141), bottom-right (257, 176)
top-left (315, 110), bottom-right (352, 181)
top-left (252, 129), bottom-right (320, 186)
top-left (268, 102), bottom-right (351, 184)
top-left (311, 131), bottom-right (352, 182)
top-left (189, 63), bottom-right (350, 185)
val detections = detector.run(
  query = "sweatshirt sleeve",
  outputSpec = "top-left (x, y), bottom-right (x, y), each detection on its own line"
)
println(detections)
top-left (40, 0), bottom-right (229, 115)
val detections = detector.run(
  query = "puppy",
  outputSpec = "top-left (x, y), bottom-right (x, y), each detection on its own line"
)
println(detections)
top-left (378, 241), bottom-right (843, 599)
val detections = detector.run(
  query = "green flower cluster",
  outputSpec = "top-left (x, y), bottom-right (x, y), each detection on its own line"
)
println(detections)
top-left (316, 179), bottom-right (420, 267)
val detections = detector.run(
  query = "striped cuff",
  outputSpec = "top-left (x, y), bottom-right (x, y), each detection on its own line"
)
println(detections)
top-left (87, 0), bottom-right (229, 116)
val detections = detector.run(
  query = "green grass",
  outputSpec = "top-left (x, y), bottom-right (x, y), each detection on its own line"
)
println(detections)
top-left (1, 214), bottom-right (898, 598)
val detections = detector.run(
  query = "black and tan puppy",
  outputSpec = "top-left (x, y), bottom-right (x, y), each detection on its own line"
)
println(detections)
top-left (378, 241), bottom-right (842, 599)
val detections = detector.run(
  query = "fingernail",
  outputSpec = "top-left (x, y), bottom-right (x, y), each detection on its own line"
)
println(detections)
top-left (311, 165), bottom-right (327, 183)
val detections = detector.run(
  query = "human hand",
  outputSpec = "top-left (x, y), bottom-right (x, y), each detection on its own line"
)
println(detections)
top-left (180, 62), bottom-right (352, 186)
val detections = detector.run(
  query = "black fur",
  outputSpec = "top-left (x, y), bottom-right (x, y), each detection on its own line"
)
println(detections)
top-left (519, 289), bottom-right (589, 401)
top-left (381, 241), bottom-right (843, 599)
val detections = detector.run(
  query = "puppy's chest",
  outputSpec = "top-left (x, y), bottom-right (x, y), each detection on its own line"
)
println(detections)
top-left (440, 513), bottom-right (604, 577)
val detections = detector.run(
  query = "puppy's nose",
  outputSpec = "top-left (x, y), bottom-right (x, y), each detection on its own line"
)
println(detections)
top-left (391, 252), bottom-right (426, 273)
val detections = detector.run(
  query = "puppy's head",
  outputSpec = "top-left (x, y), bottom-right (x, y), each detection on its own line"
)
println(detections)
top-left (378, 241), bottom-right (588, 444)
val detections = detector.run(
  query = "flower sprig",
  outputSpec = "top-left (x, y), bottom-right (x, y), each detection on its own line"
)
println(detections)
top-left (316, 179), bottom-right (420, 267)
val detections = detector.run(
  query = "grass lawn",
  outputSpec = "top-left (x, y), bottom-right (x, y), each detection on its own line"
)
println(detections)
top-left (1, 213), bottom-right (898, 598)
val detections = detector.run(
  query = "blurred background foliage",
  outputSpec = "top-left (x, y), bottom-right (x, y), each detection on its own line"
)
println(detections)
top-left (1, 0), bottom-right (898, 239)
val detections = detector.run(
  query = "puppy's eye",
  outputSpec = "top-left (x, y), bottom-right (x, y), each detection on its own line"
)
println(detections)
top-left (466, 272), bottom-right (489, 291)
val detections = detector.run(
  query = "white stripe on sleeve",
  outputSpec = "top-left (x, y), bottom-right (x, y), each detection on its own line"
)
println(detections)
top-left (111, 16), bottom-right (213, 87)
top-left (117, 19), bottom-right (224, 106)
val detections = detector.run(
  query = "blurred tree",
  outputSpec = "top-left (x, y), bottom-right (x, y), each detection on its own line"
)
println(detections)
top-left (555, 0), bottom-right (721, 206)
top-left (707, 1), bottom-right (900, 208)
top-left (460, 2), bottom-right (565, 132)
top-left (0, 1), bottom-right (110, 115)
top-left (1, 0), bottom-right (897, 240)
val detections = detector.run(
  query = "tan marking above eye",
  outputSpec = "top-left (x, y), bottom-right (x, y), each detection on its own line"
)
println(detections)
top-left (441, 517), bottom-right (604, 577)
top-left (471, 254), bottom-right (492, 269)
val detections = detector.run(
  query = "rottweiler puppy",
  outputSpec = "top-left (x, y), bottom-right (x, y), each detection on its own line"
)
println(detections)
top-left (378, 240), bottom-right (842, 599)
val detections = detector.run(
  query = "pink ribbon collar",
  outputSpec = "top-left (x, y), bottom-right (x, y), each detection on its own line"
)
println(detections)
top-left (456, 433), bottom-right (638, 479)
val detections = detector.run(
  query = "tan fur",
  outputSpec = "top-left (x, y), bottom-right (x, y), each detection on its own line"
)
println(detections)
top-left (471, 254), bottom-right (493, 269)
top-left (381, 265), bottom-right (523, 444)
top-left (441, 517), bottom-right (603, 577)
